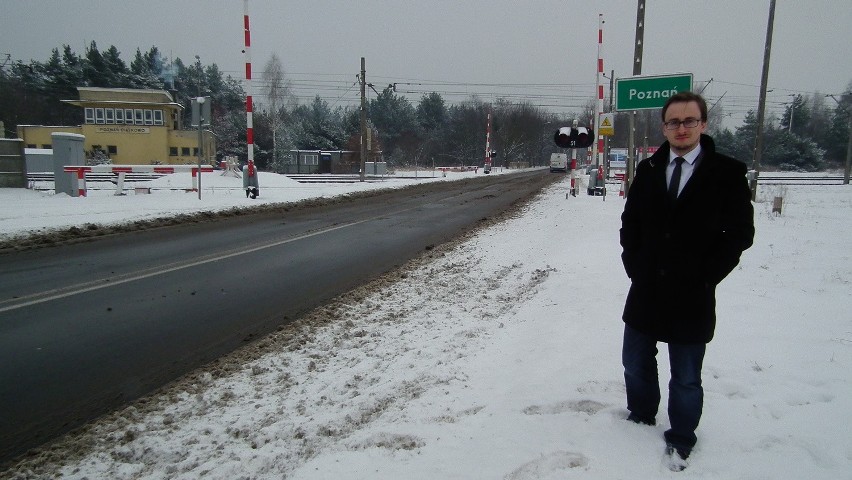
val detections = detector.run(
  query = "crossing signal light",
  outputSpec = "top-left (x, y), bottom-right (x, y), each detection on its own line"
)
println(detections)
top-left (554, 126), bottom-right (594, 149)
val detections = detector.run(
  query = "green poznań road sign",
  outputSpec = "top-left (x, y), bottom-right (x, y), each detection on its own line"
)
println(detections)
top-left (615, 73), bottom-right (693, 111)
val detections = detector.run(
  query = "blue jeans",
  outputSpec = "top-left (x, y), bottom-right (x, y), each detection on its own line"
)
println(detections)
top-left (622, 324), bottom-right (706, 451)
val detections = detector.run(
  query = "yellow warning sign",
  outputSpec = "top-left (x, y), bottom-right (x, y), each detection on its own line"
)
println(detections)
top-left (599, 113), bottom-right (614, 136)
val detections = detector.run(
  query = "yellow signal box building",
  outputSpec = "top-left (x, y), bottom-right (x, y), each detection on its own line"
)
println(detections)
top-left (16, 87), bottom-right (215, 166)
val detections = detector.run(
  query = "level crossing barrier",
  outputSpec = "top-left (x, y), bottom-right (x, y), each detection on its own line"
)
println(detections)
top-left (63, 165), bottom-right (214, 197)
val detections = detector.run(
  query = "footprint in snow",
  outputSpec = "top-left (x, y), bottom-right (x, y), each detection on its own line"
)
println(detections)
top-left (522, 399), bottom-right (608, 416)
top-left (504, 451), bottom-right (589, 479)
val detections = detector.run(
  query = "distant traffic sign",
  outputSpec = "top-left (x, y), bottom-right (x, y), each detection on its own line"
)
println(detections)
top-left (615, 73), bottom-right (693, 111)
top-left (599, 113), bottom-right (614, 136)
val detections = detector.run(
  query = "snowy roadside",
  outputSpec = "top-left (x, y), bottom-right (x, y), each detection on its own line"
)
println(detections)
top-left (4, 179), bottom-right (852, 479)
top-left (0, 168), bottom-right (525, 244)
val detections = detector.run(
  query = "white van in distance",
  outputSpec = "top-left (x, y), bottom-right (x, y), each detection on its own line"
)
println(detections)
top-left (550, 153), bottom-right (568, 173)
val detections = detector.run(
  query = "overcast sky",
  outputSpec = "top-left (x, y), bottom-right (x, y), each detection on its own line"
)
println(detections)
top-left (2, 0), bottom-right (851, 129)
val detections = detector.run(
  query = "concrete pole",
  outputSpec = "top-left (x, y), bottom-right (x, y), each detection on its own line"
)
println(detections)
top-left (845, 115), bottom-right (851, 185)
top-left (360, 57), bottom-right (367, 182)
top-left (751, 0), bottom-right (776, 201)
top-left (625, 0), bottom-right (645, 198)
top-left (827, 93), bottom-right (851, 185)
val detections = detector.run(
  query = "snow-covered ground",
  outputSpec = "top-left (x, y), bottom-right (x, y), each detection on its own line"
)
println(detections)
top-left (2, 170), bottom-right (851, 479)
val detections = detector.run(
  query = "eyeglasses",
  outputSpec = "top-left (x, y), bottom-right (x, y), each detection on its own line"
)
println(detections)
top-left (663, 118), bottom-right (702, 130)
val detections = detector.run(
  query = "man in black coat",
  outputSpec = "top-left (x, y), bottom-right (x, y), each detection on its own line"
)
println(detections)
top-left (619, 92), bottom-right (754, 469)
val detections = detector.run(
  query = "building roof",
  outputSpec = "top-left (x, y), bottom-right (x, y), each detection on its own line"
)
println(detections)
top-left (77, 87), bottom-right (174, 103)
top-left (60, 87), bottom-right (183, 110)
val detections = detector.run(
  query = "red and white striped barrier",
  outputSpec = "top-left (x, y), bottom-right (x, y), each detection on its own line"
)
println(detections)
top-left (242, 0), bottom-right (258, 192)
top-left (592, 13), bottom-right (606, 198)
top-left (614, 173), bottom-right (626, 197)
top-left (63, 165), bottom-right (214, 197)
top-left (483, 112), bottom-right (492, 173)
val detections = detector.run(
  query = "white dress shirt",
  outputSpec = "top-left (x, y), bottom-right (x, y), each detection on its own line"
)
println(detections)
top-left (666, 146), bottom-right (701, 198)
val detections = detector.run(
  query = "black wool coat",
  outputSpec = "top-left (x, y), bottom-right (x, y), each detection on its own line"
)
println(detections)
top-left (620, 134), bottom-right (754, 344)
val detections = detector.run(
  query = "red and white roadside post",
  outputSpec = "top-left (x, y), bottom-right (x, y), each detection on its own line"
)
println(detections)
top-left (242, 0), bottom-right (260, 198)
top-left (191, 166), bottom-right (202, 192)
top-left (591, 13), bottom-right (606, 199)
top-left (569, 120), bottom-right (578, 197)
top-left (71, 166), bottom-right (89, 197)
top-left (483, 112), bottom-right (493, 174)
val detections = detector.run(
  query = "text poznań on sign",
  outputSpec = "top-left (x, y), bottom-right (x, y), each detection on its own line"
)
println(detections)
top-left (615, 73), bottom-right (693, 111)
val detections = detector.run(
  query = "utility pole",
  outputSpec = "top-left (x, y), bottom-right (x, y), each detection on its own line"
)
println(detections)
top-left (787, 94), bottom-right (797, 133)
top-left (626, 0), bottom-right (645, 198)
top-left (359, 57), bottom-right (367, 183)
top-left (751, 0), bottom-right (776, 201)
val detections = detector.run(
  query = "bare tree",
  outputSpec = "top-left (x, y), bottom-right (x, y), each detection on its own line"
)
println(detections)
top-left (261, 54), bottom-right (293, 168)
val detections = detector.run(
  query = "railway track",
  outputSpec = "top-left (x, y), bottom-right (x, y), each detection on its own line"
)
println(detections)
top-left (757, 175), bottom-right (846, 185)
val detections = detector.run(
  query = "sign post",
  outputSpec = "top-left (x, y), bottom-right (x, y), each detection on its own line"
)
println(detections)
top-left (192, 96), bottom-right (211, 200)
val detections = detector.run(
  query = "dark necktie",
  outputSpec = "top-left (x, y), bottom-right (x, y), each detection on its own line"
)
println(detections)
top-left (668, 157), bottom-right (685, 200)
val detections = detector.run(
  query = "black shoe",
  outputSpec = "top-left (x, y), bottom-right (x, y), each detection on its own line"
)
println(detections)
top-left (664, 444), bottom-right (690, 472)
top-left (626, 412), bottom-right (656, 426)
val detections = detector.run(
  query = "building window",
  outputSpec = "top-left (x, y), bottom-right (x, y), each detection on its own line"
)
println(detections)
top-left (95, 108), bottom-right (105, 124)
top-left (27, 144), bottom-right (36, 149)
top-left (85, 108), bottom-right (95, 124)
top-left (115, 108), bottom-right (124, 123)
top-left (105, 108), bottom-right (115, 124)
top-left (153, 110), bottom-right (164, 126)
top-left (41, 144), bottom-right (51, 149)
top-left (134, 109), bottom-right (144, 125)
top-left (107, 145), bottom-right (117, 155)
top-left (192, 147), bottom-right (199, 157)
top-left (144, 109), bottom-right (153, 126)
top-left (169, 147), bottom-right (178, 156)
top-left (304, 154), bottom-right (318, 165)
top-left (125, 109), bottom-right (134, 124)
top-left (181, 147), bottom-right (191, 156)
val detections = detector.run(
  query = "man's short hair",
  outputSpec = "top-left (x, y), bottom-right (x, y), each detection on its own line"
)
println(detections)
top-left (662, 92), bottom-right (708, 122)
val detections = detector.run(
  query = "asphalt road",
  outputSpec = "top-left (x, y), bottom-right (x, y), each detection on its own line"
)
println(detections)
top-left (0, 169), bottom-right (558, 464)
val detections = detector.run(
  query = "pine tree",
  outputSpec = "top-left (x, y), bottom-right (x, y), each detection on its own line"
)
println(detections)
top-left (734, 110), bottom-right (760, 165)
top-left (102, 46), bottom-right (128, 87)
top-left (369, 86), bottom-right (418, 161)
top-left (129, 48), bottom-right (162, 88)
top-left (83, 41), bottom-right (111, 87)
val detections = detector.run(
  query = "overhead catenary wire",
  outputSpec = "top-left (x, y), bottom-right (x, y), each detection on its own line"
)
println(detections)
top-left (239, 70), bottom-right (824, 122)
top-left (5, 43), bottom-right (831, 124)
